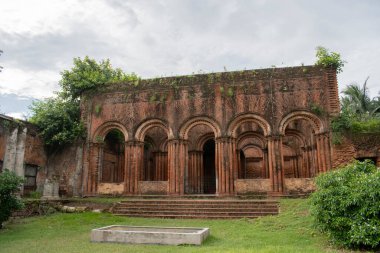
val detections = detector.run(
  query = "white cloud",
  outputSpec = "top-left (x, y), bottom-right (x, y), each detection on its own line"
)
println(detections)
top-left (0, 67), bottom-right (59, 98)
top-left (0, 0), bottom-right (379, 107)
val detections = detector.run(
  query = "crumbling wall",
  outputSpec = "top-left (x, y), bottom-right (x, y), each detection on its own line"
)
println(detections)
top-left (332, 134), bottom-right (380, 168)
top-left (42, 142), bottom-right (84, 197)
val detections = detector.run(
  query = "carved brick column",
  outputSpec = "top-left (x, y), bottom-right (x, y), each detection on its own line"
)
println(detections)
top-left (188, 151), bottom-right (203, 194)
top-left (215, 137), bottom-right (236, 196)
top-left (323, 132), bottom-right (332, 171)
top-left (168, 139), bottom-right (188, 195)
top-left (85, 142), bottom-right (103, 195)
top-left (263, 148), bottom-right (269, 178)
top-left (268, 135), bottom-right (284, 192)
top-left (315, 133), bottom-right (325, 173)
top-left (154, 151), bottom-right (167, 181)
top-left (124, 141), bottom-right (144, 194)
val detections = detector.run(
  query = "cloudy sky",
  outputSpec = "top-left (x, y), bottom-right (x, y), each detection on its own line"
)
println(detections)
top-left (0, 0), bottom-right (379, 119)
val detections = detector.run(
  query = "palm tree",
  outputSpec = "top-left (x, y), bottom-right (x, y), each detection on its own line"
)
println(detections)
top-left (341, 77), bottom-right (380, 120)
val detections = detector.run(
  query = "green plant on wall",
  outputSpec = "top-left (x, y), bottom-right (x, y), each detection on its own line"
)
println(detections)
top-left (227, 87), bottom-right (234, 97)
top-left (149, 93), bottom-right (157, 103)
top-left (310, 103), bottom-right (325, 116)
top-left (95, 135), bottom-right (104, 143)
top-left (94, 104), bottom-right (102, 117)
top-left (315, 46), bottom-right (345, 73)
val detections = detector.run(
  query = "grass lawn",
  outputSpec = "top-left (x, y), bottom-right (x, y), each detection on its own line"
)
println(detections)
top-left (0, 199), bottom-right (361, 253)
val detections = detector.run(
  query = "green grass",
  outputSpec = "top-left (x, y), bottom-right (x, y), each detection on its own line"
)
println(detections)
top-left (0, 199), bottom-right (362, 253)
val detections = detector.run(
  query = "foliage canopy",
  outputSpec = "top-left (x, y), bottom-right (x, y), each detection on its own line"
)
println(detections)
top-left (60, 57), bottom-right (138, 101)
top-left (310, 160), bottom-right (380, 249)
top-left (331, 76), bottom-right (380, 144)
top-left (0, 169), bottom-right (24, 229)
top-left (30, 57), bottom-right (138, 149)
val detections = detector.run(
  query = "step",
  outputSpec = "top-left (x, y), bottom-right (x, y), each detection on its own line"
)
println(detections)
top-left (112, 198), bottom-right (279, 219)
top-left (114, 207), bottom-right (278, 212)
top-left (120, 199), bottom-right (277, 203)
top-left (114, 210), bottom-right (278, 216)
top-left (118, 203), bottom-right (277, 207)
top-left (114, 213), bottom-right (262, 219)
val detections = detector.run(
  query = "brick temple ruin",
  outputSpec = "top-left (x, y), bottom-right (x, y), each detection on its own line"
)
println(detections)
top-left (1, 65), bottom-right (380, 197)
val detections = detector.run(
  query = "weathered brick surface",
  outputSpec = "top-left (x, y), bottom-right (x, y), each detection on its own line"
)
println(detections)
top-left (81, 66), bottom-right (344, 196)
top-left (1, 65), bottom-right (379, 197)
top-left (138, 181), bottom-right (168, 195)
top-left (235, 179), bottom-right (271, 193)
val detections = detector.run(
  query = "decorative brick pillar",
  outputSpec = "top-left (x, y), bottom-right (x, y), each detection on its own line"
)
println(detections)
top-left (315, 133), bottom-right (325, 173)
top-left (187, 151), bottom-right (203, 194)
top-left (154, 151), bottom-right (168, 181)
top-left (215, 137), bottom-right (237, 196)
top-left (168, 139), bottom-right (188, 195)
top-left (124, 141), bottom-right (144, 194)
top-left (86, 142), bottom-right (103, 195)
top-left (323, 132), bottom-right (332, 171)
top-left (263, 148), bottom-right (269, 178)
top-left (314, 132), bottom-right (332, 174)
top-left (268, 135), bottom-right (284, 192)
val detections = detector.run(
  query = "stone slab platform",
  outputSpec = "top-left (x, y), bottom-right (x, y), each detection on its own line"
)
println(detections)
top-left (91, 225), bottom-right (210, 245)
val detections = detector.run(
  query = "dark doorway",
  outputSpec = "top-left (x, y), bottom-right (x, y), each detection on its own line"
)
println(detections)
top-left (203, 139), bottom-right (216, 194)
top-left (356, 157), bottom-right (377, 164)
top-left (101, 130), bottom-right (125, 183)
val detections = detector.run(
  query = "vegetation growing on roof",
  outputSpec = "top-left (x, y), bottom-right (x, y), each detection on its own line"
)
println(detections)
top-left (314, 46), bottom-right (345, 73)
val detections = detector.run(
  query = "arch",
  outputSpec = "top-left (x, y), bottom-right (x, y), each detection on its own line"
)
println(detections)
top-left (236, 131), bottom-right (266, 149)
top-left (159, 139), bottom-right (168, 152)
top-left (135, 118), bottom-right (174, 142)
top-left (179, 116), bottom-right (222, 140)
top-left (279, 111), bottom-right (324, 135)
top-left (92, 121), bottom-right (128, 143)
top-left (227, 113), bottom-right (271, 138)
top-left (241, 144), bottom-right (264, 154)
top-left (143, 135), bottom-right (157, 151)
top-left (284, 129), bottom-right (307, 147)
top-left (195, 133), bottom-right (215, 151)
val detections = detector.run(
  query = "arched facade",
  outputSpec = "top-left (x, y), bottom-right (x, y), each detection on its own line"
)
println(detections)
top-left (82, 66), bottom-right (339, 196)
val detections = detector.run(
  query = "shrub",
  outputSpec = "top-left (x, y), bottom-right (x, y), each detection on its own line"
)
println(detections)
top-left (315, 46), bottom-right (345, 73)
top-left (0, 170), bottom-right (25, 229)
top-left (310, 160), bottom-right (380, 249)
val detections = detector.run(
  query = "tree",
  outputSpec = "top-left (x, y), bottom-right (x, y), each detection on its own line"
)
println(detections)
top-left (0, 170), bottom-right (24, 229)
top-left (341, 77), bottom-right (380, 120)
top-left (30, 98), bottom-right (84, 149)
top-left (60, 56), bottom-right (138, 101)
top-left (30, 57), bottom-right (138, 150)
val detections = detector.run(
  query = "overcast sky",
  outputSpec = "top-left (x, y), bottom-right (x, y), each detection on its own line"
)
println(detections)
top-left (0, 0), bottom-right (379, 119)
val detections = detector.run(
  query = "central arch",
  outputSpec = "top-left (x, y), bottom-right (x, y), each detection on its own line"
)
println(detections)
top-left (180, 116), bottom-right (221, 195)
top-left (227, 113), bottom-right (271, 138)
top-left (202, 139), bottom-right (216, 194)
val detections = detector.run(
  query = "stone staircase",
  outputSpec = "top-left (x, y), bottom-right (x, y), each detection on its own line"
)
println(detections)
top-left (112, 199), bottom-right (279, 219)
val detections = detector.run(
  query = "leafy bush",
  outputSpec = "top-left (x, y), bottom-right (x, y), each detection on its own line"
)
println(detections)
top-left (315, 46), bottom-right (345, 73)
top-left (0, 170), bottom-right (25, 229)
top-left (310, 160), bottom-right (380, 249)
top-left (351, 118), bottom-right (380, 133)
top-left (30, 98), bottom-right (85, 150)
top-left (28, 191), bottom-right (42, 199)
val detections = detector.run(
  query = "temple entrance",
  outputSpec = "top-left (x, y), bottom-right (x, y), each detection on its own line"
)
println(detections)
top-left (203, 139), bottom-right (216, 194)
